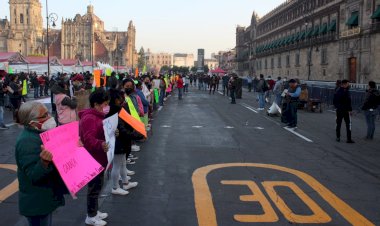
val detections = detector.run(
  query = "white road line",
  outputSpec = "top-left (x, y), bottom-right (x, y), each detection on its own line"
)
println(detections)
top-left (32, 97), bottom-right (51, 104)
top-left (161, 125), bottom-right (171, 128)
top-left (192, 126), bottom-right (203, 128)
top-left (254, 127), bottom-right (264, 130)
top-left (224, 126), bottom-right (234, 129)
top-left (283, 127), bottom-right (313, 143)
top-left (240, 103), bottom-right (258, 113)
top-left (263, 116), bottom-right (281, 126)
top-left (218, 91), bottom-right (223, 95)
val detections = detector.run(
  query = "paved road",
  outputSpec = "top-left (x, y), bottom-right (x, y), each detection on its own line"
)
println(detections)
top-left (0, 86), bottom-right (379, 226)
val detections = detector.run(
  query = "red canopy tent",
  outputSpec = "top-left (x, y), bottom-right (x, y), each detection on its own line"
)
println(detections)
top-left (26, 56), bottom-right (62, 66)
top-left (210, 68), bottom-right (226, 74)
top-left (0, 52), bottom-right (29, 64)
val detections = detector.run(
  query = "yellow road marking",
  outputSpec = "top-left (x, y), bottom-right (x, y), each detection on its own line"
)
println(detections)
top-left (221, 180), bottom-right (278, 222)
top-left (262, 181), bottom-right (331, 223)
top-left (192, 163), bottom-right (375, 226)
top-left (0, 164), bottom-right (18, 203)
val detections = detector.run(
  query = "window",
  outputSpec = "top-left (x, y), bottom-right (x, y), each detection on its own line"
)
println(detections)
top-left (346, 11), bottom-right (359, 28)
top-left (20, 14), bottom-right (24, 24)
top-left (295, 53), bottom-right (300, 66)
top-left (271, 58), bottom-right (274, 69)
top-left (321, 48), bottom-right (328, 64)
top-left (286, 55), bottom-right (290, 67)
top-left (277, 56), bottom-right (282, 68)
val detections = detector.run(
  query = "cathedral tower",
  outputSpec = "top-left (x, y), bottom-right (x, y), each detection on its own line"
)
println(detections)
top-left (8, 0), bottom-right (44, 55)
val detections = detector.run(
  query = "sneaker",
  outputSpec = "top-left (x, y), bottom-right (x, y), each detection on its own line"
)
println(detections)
top-left (347, 140), bottom-right (355, 144)
top-left (0, 125), bottom-right (9, 130)
top-left (126, 169), bottom-right (135, 176)
top-left (123, 182), bottom-right (138, 190)
top-left (131, 145), bottom-right (140, 152)
top-left (129, 154), bottom-right (139, 160)
top-left (96, 211), bottom-right (108, 220)
top-left (85, 215), bottom-right (107, 226)
top-left (111, 188), bottom-right (129, 196)
top-left (127, 159), bottom-right (136, 165)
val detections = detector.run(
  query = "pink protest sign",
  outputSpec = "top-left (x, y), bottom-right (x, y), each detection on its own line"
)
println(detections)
top-left (40, 121), bottom-right (104, 197)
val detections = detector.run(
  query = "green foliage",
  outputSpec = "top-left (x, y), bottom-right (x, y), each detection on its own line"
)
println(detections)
top-left (137, 47), bottom-right (145, 70)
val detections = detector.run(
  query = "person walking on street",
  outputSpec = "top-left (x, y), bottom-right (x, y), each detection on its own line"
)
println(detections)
top-left (284, 79), bottom-right (301, 128)
top-left (247, 75), bottom-right (253, 92)
top-left (16, 101), bottom-right (66, 226)
top-left (209, 75), bottom-right (217, 95)
top-left (333, 80), bottom-right (355, 143)
top-left (256, 74), bottom-right (268, 110)
top-left (177, 75), bottom-right (184, 100)
top-left (273, 77), bottom-right (283, 106)
top-left (361, 81), bottom-right (379, 140)
top-left (229, 74), bottom-right (238, 104)
top-left (222, 74), bottom-right (230, 96)
top-left (43, 73), bottom-right (50, 96)
top-left (79, 89), bottom-right (110, 226)
top-left (8, 74), bottom-right (22, 121)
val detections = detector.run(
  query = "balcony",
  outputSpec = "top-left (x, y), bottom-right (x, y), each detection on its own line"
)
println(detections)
top-left (340, 27), bottom-right (361, 38)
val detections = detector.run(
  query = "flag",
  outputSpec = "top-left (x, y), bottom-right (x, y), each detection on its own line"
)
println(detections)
top-left (22, 80), bottom-right (27, 96)
top-left (142, 65), bottom-right (147, 74)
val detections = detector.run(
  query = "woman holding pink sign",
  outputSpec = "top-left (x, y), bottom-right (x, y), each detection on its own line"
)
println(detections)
top-left (15, 101), bottom-right (66, 226)
top-left (78, 89), bottom-right (110, 226)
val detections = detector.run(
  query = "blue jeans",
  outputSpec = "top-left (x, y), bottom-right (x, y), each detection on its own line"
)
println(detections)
top-left (287, 102), bottom-right (298, 126)
top-left (365, 110), bottom-right (376, 139)
top-left (34, 86), bottom-right (39, 98)
top-left (275, 93), bottom-right (282, 106)
top-left (198, 82), bottom-right (203, 90)
top-left (230, 89), bottom-right (236, 103)
top-left (0, 106), bottom-right (4, 126)
top-left (258, 92), bottom-right (265, 108)
top-left (178, 88), bottom-right (183, 100)
top-left (159, 89), bottom-right (165, 106)
top-left (26, 213), bottom-right (52, 226)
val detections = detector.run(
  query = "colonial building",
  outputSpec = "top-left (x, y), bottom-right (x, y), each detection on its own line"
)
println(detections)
top-left (173, 53), bottom-right (194, 67)
top-left (0, 0), bottom-right (44, 55)
top-left (145, 49), bottom-right (173, 71)
top-left (236, 0), bottom-right (380, 83)
top-left (0, 0), bottom-right (137, 68)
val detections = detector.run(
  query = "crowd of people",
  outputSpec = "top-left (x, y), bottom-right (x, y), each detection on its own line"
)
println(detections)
top-left (11, 70), bottom-right (185, 226)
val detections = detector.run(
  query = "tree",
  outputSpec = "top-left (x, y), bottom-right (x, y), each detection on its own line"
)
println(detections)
top-left (137, 47), bottom-right (145, 70)
top-left (190, 66), bottom-right (197, 73)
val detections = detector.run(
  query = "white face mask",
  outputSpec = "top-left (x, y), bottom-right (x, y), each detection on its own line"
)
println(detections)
top-left (41, 117), bottom-right (57, 131)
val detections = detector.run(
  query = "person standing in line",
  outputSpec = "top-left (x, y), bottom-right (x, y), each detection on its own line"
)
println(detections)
top-left (16, 101), bottom-right (66, 226)
top-left (256, 74), bottom-right (268, 110)
top-left (79, 89), bottom-right (110, 226)
top-left (361, 81), bottom-right (379, 140)
top-left (0, 73), bottom-right (8, 129)
top-left (38, 75), bottom-right (45, 97)
top-left (31, 73), bottom-right (40, 99)
top-left (222, 74), bottom-right (230, 96)
top-left (183, 75), bottom-right (189, 93)
top-left (273, 77), bottom-right (283, 106)
top-left (177, 75), bottom-right (184, 100)
top-left (159, 77), bottom-right (166, 106)
top-left (284, 79), bottom-right (301, 128)
top-left (8, 74), bottom-right (22, 121)
top-left (333, 80), bottom-right (355, 143)
top-left (43, 73), bottom-right (50, 96)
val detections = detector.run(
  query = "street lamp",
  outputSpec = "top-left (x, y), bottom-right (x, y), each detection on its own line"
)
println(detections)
top-left (46, 0), bottom-right (58, 113)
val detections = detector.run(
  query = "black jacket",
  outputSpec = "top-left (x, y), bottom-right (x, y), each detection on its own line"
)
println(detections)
top-left (333, 87), bottom-right (352, 112)
top-left (362, 89), bottom-right (380, 110)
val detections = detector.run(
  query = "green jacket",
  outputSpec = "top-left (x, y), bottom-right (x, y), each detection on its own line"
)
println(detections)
top-left (15, 127), bottom-right (67, 217)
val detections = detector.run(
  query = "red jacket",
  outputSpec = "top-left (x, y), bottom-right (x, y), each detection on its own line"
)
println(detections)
top-left (177, 78), bottom-right (184, 88)
top-left (78, 108), bottom-right (107, 167)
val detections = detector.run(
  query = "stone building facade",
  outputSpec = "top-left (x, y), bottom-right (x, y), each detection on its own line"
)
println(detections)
top-left (173, 53), bottom-right (194, 67)
top-left (145, 49), bottom-right (173, 71)
top-left (236, 0), bottom-right (380, 83)
top-left (0, 1), bottom-right (137, 68)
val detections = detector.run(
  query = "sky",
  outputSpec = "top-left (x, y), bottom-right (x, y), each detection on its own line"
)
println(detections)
top-left (0, 0), bottom-right (285, 58)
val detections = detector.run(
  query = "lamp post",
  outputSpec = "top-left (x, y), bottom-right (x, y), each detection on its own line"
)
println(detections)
top-left (46, 0), bottom-right (57, 113)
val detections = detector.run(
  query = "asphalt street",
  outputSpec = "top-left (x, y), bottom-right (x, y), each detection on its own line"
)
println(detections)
top-left (0, 86), bottom-right (379, 226)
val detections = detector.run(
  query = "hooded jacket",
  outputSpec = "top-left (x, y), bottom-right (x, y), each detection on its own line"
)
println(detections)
top-left (78, 108), bottom-right (107, 167)
top-left (362, 88), bottom-right (380, 110)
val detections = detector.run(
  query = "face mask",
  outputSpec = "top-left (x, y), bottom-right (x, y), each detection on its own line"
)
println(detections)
top-left (41, 117), bottom-right (57, 131)
top-left (125, 88), bottom-right (134, 95)
top-left (103, 105), bottom-right (110, 115)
